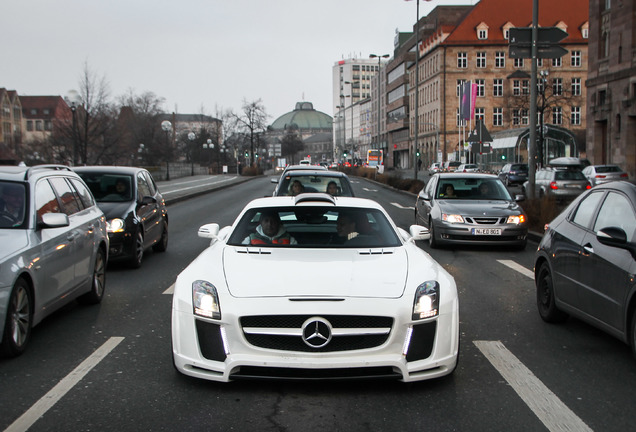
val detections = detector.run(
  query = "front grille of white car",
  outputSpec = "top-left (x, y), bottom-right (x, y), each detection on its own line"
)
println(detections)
top-left (240, 315), bottom-right (393, 353)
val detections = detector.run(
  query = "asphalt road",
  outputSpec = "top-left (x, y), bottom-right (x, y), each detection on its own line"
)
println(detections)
top-left (1, 174), bottom-right (634, 432)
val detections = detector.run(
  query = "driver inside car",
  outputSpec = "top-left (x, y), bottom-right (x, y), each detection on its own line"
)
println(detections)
top-left (243, 210), bottom-right (297, 245)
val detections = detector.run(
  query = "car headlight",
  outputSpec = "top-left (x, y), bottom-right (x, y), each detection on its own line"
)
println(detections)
top-left (106, 218), bottom-right (125, 233)
top-left (192, 280), bottom-right (221, 319)
top-left (412, 281), bottom-right (439, 320)
top-left (442, 213), bottom-right (464, 223)
top-left (506, 214), bottom-right (526, 224)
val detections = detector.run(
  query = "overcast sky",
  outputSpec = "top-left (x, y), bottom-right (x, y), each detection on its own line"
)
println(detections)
top-left (4, 0), bottom-right (473, 121)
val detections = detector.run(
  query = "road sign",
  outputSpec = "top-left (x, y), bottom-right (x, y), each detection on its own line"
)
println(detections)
top-left (509, 27), bottom-right (569, 59)
top-left (467, 120), bottom-right (493, 143)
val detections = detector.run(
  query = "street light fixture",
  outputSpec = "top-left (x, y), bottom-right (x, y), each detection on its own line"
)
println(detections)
top-left (65, 90), bottom-right (82, 166)
top-left (369, 54), bottom-right (390, 155)
top-left (161, 120), bottom-right (172, 181)
top-left (203, 138), bottom-right (214, 173)
top-left (188, 132), bottom-right (196, 176)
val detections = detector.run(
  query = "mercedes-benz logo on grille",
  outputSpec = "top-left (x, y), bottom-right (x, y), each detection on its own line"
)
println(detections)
top-left (301, 317), bottom-right (333, 348)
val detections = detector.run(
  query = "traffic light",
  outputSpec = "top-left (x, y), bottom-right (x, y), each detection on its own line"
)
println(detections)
top-left (244, 151), bottom-right (249, 157)
top-left (501, 154), bottom-right (506, 160)
top-left (416, 148), bottom-right (420, 157)
top-left (343, 152), bottom-right (347, 157)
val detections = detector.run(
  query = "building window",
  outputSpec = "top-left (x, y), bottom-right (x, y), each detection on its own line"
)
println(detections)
top-left (45, 120), bottom-right (52, 131)
top-left (457, 52), bottom-right (467, 68)
top-left (553, 78), bottom-right (563, 95)
top-left (537, 58), bottom-right (544, 68)
top-left (572, 78), bottom-right (581, 96)
top-left (582, 28), bottom-right (589, 38)
top-left (513, 80), bottom-right (521, 96)
top-left (552, 57), bottom-right (562, 67)
top-left (26, 120), bottom-right (33, 131)
top-left (512, 109), bottom-right (521, 125)
top-left (571, 106), bottom-right (581, 125)
top-left (493, 108), bottom-right (503, 126)
top-left (476, 52), bottom-right (486, 68)
top-left (478, 29), bottom-right (488, 40)
top-left (552, 107), bottom-right (562, 125)
top-left (35, 120), bottom-right (43, 131)
top-left (514, 58), bottom-right (524, 68)
top-left (30, 109), bottom-right (37, 115)
top-left (522, 80), bottom-right (530, 95)
top-left (493, 79), bottom-right (503, 97)
top-left (521, 109), bottom-right (529, 125)
top-left (475, 107), bottom-right (485, 122)
top-left (456, 80), bottom-right (464, 97)
top-left (571, 51), bottom-right (582, 67)
top-left (476, 79), bottom-right (485, 97)
top-left (43, 109), bottom-right (50, 115)
top-left (495, 52), bottom-right (505, 68)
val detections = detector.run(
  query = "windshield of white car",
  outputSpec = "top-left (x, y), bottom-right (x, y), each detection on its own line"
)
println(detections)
top-left (437, 178), bottom-right (512, 200)
top-left (227, 206), bottom-right (402, 248)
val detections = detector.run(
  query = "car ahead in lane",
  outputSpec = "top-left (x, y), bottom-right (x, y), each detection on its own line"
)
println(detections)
top-left (171, 193), bottom-right (459, 382)
top-left (272, 169), bottom-right (354, 197)
top-left (442, 161), bottom-right (461, 172)
top-left (456, 163), bottom-right (479, 173)
top-left (428, 162), bottom-right (441, 175)
top-left (415, 173), bottom-right (528, 249)
top-left (534, 181), bottom-right (636, 357)
top-left (522, 167), bottom-right (591, 202)
top-left (0, 165), bottom-right (108, 357)
top-left (74, 166), bottom-right (168, 268)
top-left (498, 163), bottom-right (528, 186)
top-left (582, 164), bottom-right (629, 187)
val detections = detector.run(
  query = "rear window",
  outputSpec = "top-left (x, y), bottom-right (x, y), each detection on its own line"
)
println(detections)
top-left (277, 175), bottom-right (352, 197)
top-left (511, 164), bottom-right (528, 171)
top-left (596, 166), bottom-right (621, 173)
top-left (555, 171), bottom-right (586, 180)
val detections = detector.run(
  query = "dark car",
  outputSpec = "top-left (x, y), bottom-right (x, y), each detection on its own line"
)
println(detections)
top-left (272, 170), bottom-right (354, 197)
top-left (415, 173), bottom-right (527, 249)
top-left (1, 165), bottom-right (108, 356)
top-left (74, 166), bottom-right (168, 268)
top-left (498, 163), bottom-right (528, 186)
top-left (534, 181), bottom-right (636, 357)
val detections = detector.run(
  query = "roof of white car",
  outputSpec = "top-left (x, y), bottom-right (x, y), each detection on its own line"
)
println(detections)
top-left (245, 193), bottom-right (384, 210)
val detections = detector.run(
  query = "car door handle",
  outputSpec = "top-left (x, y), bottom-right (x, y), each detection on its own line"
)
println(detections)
top-left (583, 243), bottom-right (594, 256)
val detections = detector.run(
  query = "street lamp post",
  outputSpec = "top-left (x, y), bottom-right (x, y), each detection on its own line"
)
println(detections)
top-left (369, 54), bottom-right (389, 156)
top-left (538, 70), bottom-right (549, 167)
top-left (161, 120), bottom-right (172, 181)
top-left (203, 138), bottom-right (214, 173)
top-left (188, 132), bottom-right (196, 176)
top-left (65, 90), bottom-right (82, 166)
top-left (413, 0), bottom-right (421, 180)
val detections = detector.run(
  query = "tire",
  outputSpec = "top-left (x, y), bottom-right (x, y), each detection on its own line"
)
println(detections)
top-left (129, 230), bottom-right (144, 269)
top-left (78, 248), bottom-right (106, 305)
top-left (429, 219), bottom-right (439, 249)
top-left (1, 278), bottom-right (33, 357)
top-left (152, 220), bottom-right (168, 253)
top-left (536, 262), bottom-right (568, 323)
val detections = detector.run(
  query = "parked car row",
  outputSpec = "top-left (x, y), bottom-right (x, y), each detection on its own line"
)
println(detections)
top-left (0, 164), bottom-right (169, 357)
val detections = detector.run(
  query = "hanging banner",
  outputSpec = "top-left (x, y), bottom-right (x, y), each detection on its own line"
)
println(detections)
top-left (460, 81), bottom-right (472, 120)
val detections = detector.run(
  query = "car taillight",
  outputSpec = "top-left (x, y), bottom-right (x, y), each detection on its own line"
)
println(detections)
top-left (595, 175), bottom-right (606, 179)
top-left (549, 181), bottom-right (558, 190)
top-left (586, 182), bottom-right (592, 189)
top-left (620, 173), bottom-right (628, 178)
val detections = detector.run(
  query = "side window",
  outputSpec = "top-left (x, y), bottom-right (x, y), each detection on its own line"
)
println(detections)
top-left (571, 191), bottom-right (604, 229)
top-left (35, 179), bottom-right (60, 221)
top-left (425, 177), bottom-right (436, 197)
top-left (137, 173), bottom-right (152, 199)
top-left (69, 178), bottom-right (95, 208)
top-left (49, 177), bottom-right (81, 216)
top-left (143, 171), bottom-right (157, 195)
top-left (594, 192), bottom-right (636, 242)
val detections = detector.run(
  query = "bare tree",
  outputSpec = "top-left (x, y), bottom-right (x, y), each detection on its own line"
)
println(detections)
top-left (281, 127), bottom-right (304, 164)
top-left (233, 99), bottom-right (268, 166)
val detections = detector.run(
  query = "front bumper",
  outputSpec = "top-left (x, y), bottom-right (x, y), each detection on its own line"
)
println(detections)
top-left (172, 296), bottom-right (459, 382)
top-left (433, 220), bottom-right (527, 247)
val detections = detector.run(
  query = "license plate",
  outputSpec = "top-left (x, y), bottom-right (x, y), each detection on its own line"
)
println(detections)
top-left (564, 184), bottom-right (579, 188)
top-left (472, 228), bottom-right (502, 235)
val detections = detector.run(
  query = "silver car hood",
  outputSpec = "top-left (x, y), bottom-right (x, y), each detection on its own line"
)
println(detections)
top-left (439, 199), bottom-right (522, 215)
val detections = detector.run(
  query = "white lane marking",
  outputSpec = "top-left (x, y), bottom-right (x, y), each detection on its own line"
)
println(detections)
top-left (162, 176), bottom-right (237, 194)
top-left (474, 341), bottom-right (593, 432)
top-left (362, 187), bottom-right (378, 192)
top-left (391, 202), bottom-right (415, 210)
top-left (498, 259), bottom-right (534, 279)
top-left (163, 284), bottom-right (175, 295)
top-left (6, 337), bottom-right (125, 432)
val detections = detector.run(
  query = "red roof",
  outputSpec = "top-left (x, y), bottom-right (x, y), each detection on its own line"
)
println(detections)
top-left (20, 96), bottom-right (71, 120)
top-left (444, 0), bottom-right (589, 45)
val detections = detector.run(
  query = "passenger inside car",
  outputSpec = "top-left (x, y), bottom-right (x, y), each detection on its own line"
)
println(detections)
top-left (243, 210), bottom-right (297, 245)
top-left (288, 180), bottom-right (305, 196)
top-left (439, 184), bottom-right (456, 198)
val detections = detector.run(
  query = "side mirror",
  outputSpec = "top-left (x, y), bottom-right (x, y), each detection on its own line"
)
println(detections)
top-left (596, 227), bottom-right (627, 248)
top-left (514, 194), bottom-right (525, 202)
top-left (270, 178), bottom-right (279, 184)
top-left (409, 225), bottom-right (431, 241)
top-left (418, 190), bottom-right (430, 200)
top-left (198, 223), bottom-right (220, 239)
top-left (39, 213), bottom-right (70, 229)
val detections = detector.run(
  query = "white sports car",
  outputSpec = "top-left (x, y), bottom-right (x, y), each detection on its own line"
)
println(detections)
top-left (171, 193), bottom-right (459, 382)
